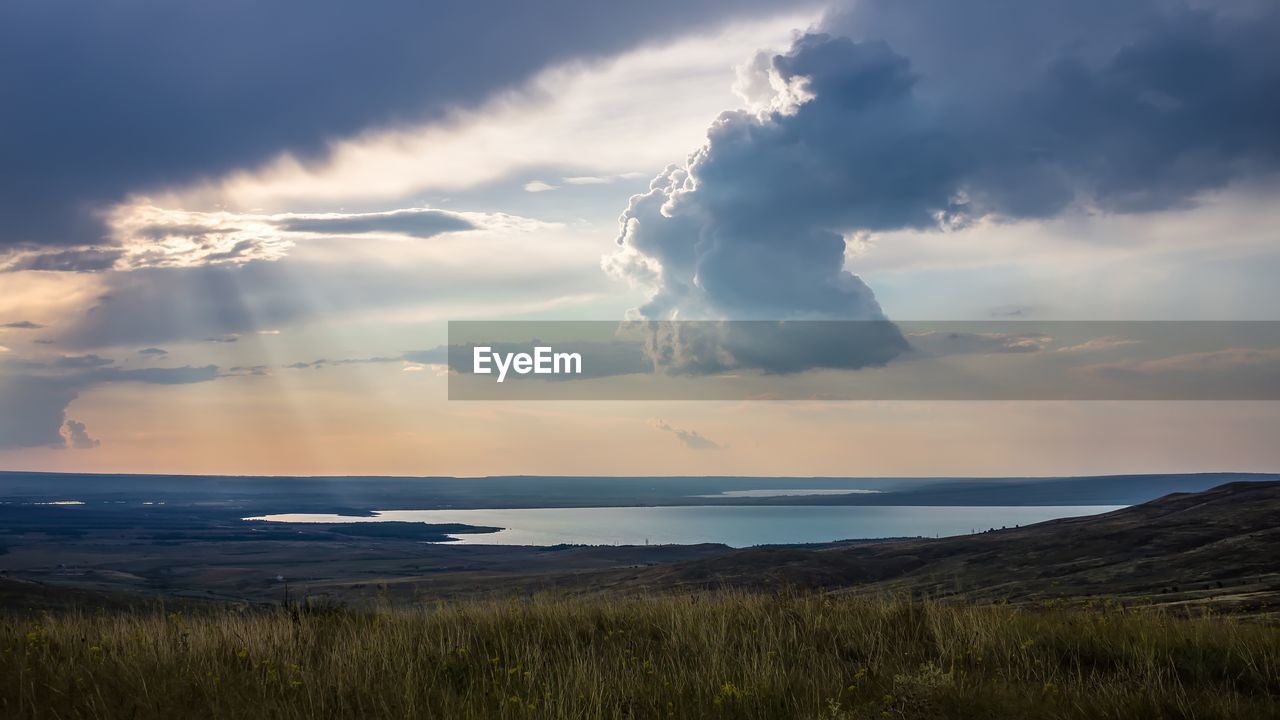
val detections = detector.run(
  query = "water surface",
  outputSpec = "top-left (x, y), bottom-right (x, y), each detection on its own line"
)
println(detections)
top-left (692, 489), bottom-right (883, 498)
top-left (247, 505), bottom-right (1124, 547)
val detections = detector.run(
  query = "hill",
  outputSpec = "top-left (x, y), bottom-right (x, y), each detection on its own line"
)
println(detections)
top-left (571, 481), bottom-right (1280, 613)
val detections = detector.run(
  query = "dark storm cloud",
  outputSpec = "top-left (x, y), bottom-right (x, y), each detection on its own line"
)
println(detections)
top-left (0, 358), bottom-right (219, 450)
top-left (0, 376), bottom-right (81, 450)
top-left (610, 1), bottom-right (1280, 327)
top-left (0, 0), bottom-right (779, 251)
top-left (279, 209), bottom-right (476, 238)
top-left (1, 247), bottom-right (123, 273)
top-left (821, 0), bottom-right (1280, 214)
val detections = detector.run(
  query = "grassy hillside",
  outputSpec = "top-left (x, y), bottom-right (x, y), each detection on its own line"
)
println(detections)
top-left (586, 482), bottom-right (1280, 613)
top-left (2, 593), bottom-right (1278, 719)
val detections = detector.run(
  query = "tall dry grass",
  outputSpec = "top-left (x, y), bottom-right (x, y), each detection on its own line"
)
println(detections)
top-left (2, 592), bottom-right (1278, 718)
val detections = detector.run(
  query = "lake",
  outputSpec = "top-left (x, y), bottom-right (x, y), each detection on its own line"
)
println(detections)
top-left (692, 489), bottom-right (884, 498)
top-left (246, 505), bottom-right (1125, 547)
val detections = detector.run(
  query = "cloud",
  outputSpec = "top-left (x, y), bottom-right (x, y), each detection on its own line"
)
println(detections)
top-left (51, 354), bottom-right (114, 369)
top-left (226, 365), bottom-right (271, 377)
top-left (277, 208), bottom-right (476, 237)
top-left (137, 347), bottom-right (168, 356)
top-left (656, 420), bottom-right (721, 450)
top-left (608, 4), bottom-right (1280, 325)
top-left (906, 331), bottom-right (1052, 357)
top-left (285, 356), bottom-right (401, 370)
top-left (0, 247), bottom-right (122, 273)
top-left (1093, 348), bottom-right (1280, 375)
top-left (1083, 347), bottom-right (1280, 399)
top-left (989, 305), bottom-right (1035, 318)
top-left (638, 320), bottom-right (908, 375)
top-left (81, 204), bottom-right (503, 271)
top-left (0, 376), bottom-right (81, 450)
top-left (87, 365), bottom-right (221, 385)
top-left (0, 357), bottom-right (219, 449)
top-left (523, 181), bottom-right (557, 193)
top-left (0, 0), bottom-right (781, 252)
top-left (1, 15), bottom-right (807, 277)
top-left (822, 1), bottom-right (1280, 215)
top-left (168, 13), bottom-right (814, 213)
top-left (1, 320), bottom-right (44, 329)
top-left (1056, 336), bottom-right (1141, 353)
top-left (109, 205), bottom-right (292, 269)
top-left (562, 173), bottom-right (648, 185)
top-left (51, 252), bottom-right (605, 349)
top-left (606, 36), bottom-right (944, 321)
top-left (402, 347), bottom-right (449, 366)
top-left (62, 420), bottom-right (99, 450)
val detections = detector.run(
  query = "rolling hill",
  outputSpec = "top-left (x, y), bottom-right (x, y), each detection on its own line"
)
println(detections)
top-left (586, 481), bottom-right (1280, 613)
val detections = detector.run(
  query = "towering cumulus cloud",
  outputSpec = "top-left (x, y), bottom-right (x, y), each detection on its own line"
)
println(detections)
top-left (609, 34), bottom-right (941, 322)
top-left (608, 1), bottom-right (1280, 323)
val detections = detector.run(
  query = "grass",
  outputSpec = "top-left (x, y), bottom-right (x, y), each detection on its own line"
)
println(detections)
top-left (1, 592), bottom-right (1278, 719)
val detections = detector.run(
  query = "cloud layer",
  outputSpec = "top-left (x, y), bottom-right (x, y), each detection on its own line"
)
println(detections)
top-left (0, 0), bottom-right (779, 252)
top-left (0, 357), bottom-right (218, 450)
top-left (608, 1), bottom-right (1280, 323)
top-left (1, 206), bottom-right (521, 273)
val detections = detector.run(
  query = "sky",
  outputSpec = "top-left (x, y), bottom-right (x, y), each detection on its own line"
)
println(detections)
top-left (2, 0), bottom-right (1279, 477)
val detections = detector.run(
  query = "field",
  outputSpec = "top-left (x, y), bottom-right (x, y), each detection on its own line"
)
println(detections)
top-left (2, 476), bottom-right (1278, 610)
top-left (3, 477), bottom-right (1279, 717)
top-left (3, 593), bottom-right (1278, 719)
